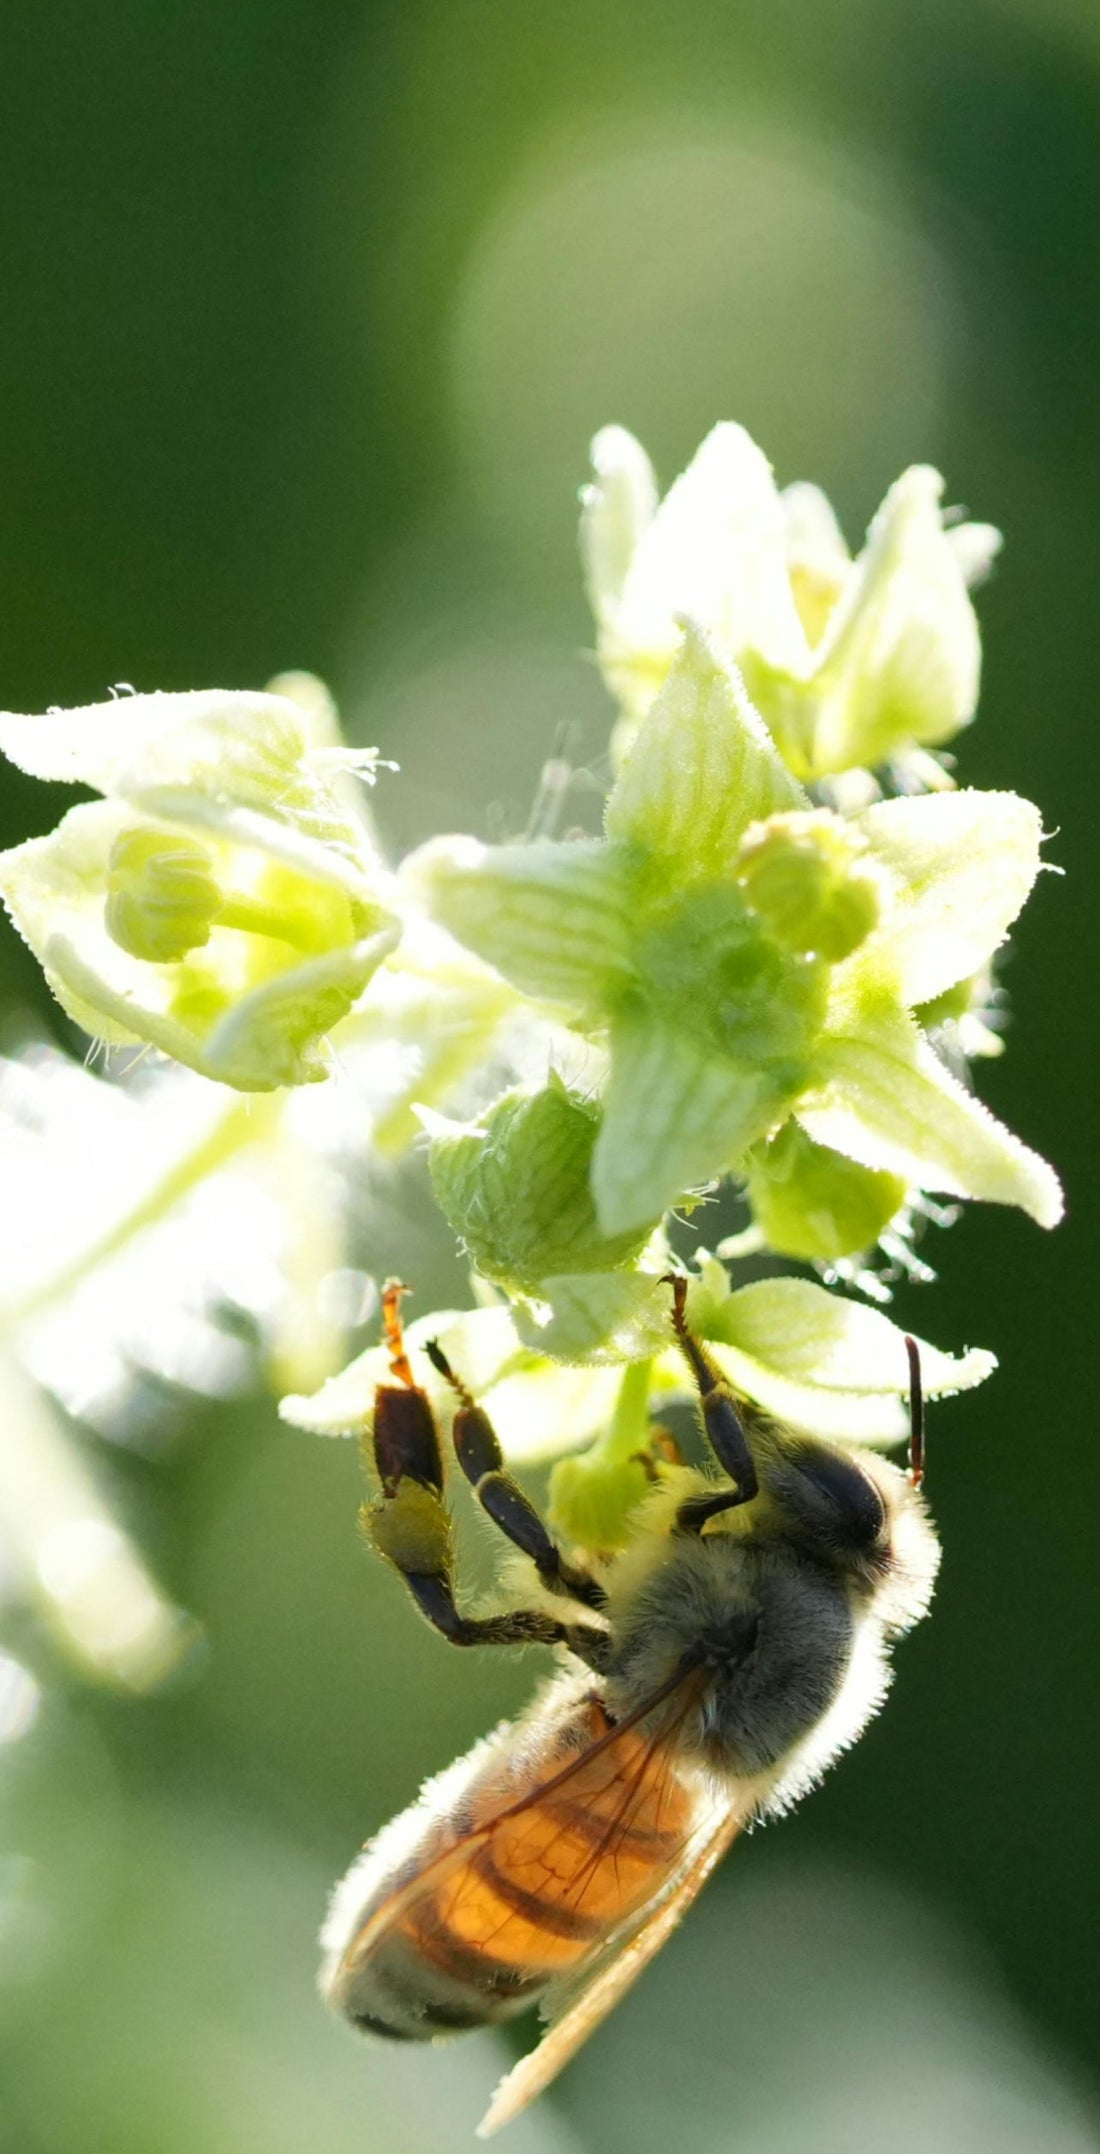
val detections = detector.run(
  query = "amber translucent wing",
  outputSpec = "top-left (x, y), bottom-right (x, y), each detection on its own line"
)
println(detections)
top-left (338, 1673), bottom-right (707, 1996)
top-left (478, 1798), bottom-right (744, 2136)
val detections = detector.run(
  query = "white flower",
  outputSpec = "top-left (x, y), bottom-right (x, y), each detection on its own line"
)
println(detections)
top-left (582, 422), bottom-right (1000, 782)
top-left (0, 684), bottom-right (399, 1089)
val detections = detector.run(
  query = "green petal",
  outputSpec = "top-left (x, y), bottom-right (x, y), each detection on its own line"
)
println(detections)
top-left (746, 1121), bottom-right (906, 1263)
top-left (592, 1011), bottom-right (790, 1235)
top-left (406, 834), bottom-right (636, 1015)
top-left (851, 789), bottom-right (1043, 1006)
top-left (809, 465), bottom-right (982, 776)
top-left (199, 923), bottom-right (399, 1087)
top-left (799, 1001), bottom-right (1063, 1227)
top-left (605, 622), bottom-right (807, 876)
top-left (679, 1274), bottom-right (995, 1442)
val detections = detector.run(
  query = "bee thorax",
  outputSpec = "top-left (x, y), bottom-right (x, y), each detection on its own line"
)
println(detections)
top-left (605, 1534), bottom-right (857, 1781)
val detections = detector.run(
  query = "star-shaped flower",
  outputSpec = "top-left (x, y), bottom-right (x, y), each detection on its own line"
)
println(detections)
top-left (407, 624), bottom-right (1061, 1241)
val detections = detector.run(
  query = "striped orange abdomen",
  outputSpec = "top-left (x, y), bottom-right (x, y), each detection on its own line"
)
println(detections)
top-left (321, 1683), bottom-right (699, 2039)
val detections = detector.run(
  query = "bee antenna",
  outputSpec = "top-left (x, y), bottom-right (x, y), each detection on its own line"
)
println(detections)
top-left (904, 1335), bottom-right (925, 1490)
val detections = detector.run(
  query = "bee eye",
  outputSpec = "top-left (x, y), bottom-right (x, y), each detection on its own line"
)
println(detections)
top-left (786, 1445), bottom-right (886, 1550)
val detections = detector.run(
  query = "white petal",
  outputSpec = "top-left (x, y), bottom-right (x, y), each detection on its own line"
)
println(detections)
top-left (948, 520), bottom-right (1002, 588)
top-left (279, 1303), bottom-right (621, 1464)
top-left (658, 1275), bottom-right (994, 1442)
top-left (0, 689), bottom-right (381, 901)
top-left (601, 422), bottom-right (812, 715)
top-left (851, 788), bottom-right (1043, 1006)
top-left (580, 426), bottom-right (658, 615)
top-left (0, 688), bottom-right (301, 790)
top-left (810, 466), bottom-right (982, 775)
top-left (799, 1004), bottom-right (1063, 1227)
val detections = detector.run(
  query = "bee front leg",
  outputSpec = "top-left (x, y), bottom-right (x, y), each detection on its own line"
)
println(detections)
top-left (424, 1340), bottom-right (607, 1612)
top-left (665, 1276), bottom-right (759, 1533)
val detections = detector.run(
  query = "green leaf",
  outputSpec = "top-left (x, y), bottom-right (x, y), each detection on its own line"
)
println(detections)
top-left (605, 622), bottom-right (807, 876)
top-left (850, 789), bottom-right (1043, 1007)
top-left (406, 834), bottom-right (636, 1015)
top-left (799, 999), bottom-right (1063, 1227)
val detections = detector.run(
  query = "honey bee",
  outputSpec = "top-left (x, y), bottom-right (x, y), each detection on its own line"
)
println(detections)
top-left (321, 1278), bottom-right (940, 2134)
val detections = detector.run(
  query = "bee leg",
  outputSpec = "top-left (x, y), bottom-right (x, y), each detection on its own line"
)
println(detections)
top-left (664, 1276), bottom-right (759, 1534)
top-left (424, 1340), bottom-right (607, 1612)
top-left (396, 1571), bottom-right (613, 1672)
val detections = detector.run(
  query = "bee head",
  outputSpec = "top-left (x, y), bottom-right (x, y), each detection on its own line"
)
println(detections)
top-left (758, 1431), bottom-right (939, 1629)
top-left (760, 1432), bottom-right (890, 1593)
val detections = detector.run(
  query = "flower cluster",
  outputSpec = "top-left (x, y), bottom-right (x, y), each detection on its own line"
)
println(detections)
top-left (0, 421), bottom-right (1061, 1664)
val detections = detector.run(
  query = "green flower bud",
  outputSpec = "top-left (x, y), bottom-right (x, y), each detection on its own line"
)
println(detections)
top-left (105, 827), bottom-right (221, 963)
top-left (745, 1122), bottom-right (907, 1263)
top-left (736, 809), bottom-right (882, 961)
top-left (430, 1077), bottom-right (658, 1295)
top-left (548, 1448), bottom-right (651, 1553)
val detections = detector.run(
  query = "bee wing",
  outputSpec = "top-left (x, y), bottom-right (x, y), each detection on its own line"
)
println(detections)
top-left (334, 1665), bottom-right (708, 1992)
top-left (477, 1795), bottom-right (744, 2137)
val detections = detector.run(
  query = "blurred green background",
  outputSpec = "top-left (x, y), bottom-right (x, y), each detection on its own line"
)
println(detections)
top-left (1, 2), bottom-right (1098, 2149)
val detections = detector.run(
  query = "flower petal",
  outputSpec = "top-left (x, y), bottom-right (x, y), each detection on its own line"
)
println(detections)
top-left (580, 426), bottom-right (658, 616)
top-left (406, 833), bottom-right (637, 1015)
top-left (672, 1273), bottom-right (995, 1441)
top-left (948, 520), bottom-right (1002, 588)
top-left (279, 1302), bottom-right (622, 1464)
top-left (0, 688), bottom-right (382, 902)
top-left (608, 423), bottom-right (811, 701)
top-left (593, 1011), bottom-right (789, 1235)
top-left (798, 1001), bottom-right (1063, 1227)
top-left (851, 788), bottom-right (1043, 1006)
top-left (605, 622), bottom-right (807, 875)
top-left (810, 466), bottom-right (983, 775)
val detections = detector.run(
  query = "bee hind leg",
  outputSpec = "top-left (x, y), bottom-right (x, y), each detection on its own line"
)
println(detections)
top-left (424, 1340), bottom-right (607, 1612)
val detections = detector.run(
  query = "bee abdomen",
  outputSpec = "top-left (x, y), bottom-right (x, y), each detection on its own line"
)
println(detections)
top-left (340, 1918), bottom-right (549, 2040)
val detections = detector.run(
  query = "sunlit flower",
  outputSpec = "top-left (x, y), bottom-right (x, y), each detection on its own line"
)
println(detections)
top-left (582, 422), bottom-right (1001, 782)
top-left (0, 683), bottom-right (399, 1089)
top-left (409, 623), bottom-right (1061, 1245)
